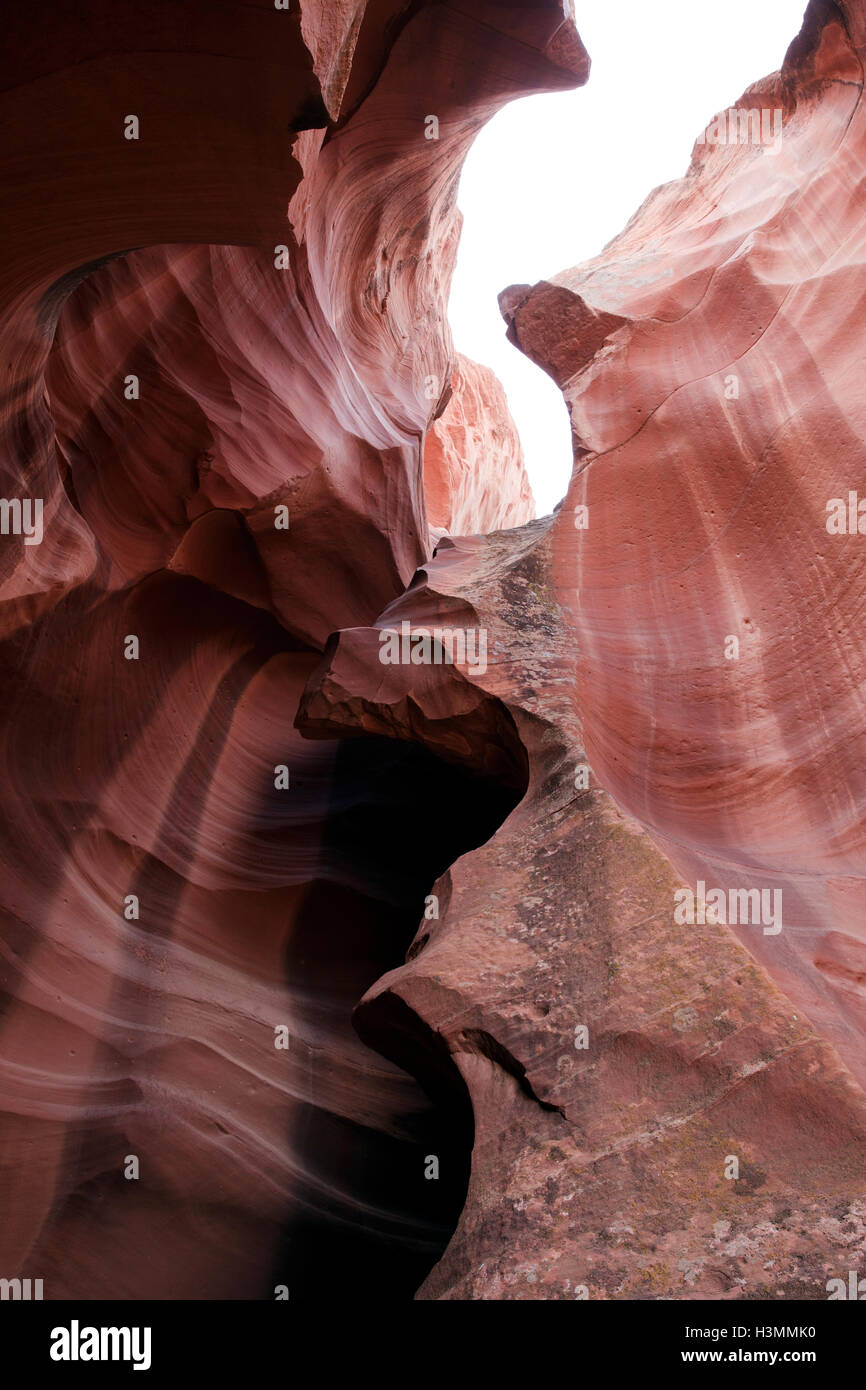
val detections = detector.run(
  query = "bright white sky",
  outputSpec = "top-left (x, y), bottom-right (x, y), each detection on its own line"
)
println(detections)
top-left (449, 0), bottom-right (808, 516)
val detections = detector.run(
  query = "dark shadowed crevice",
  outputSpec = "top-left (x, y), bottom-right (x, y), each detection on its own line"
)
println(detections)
top-left (270, 729), bottom-right (527, 1299)
top-left (454, 1028), bottom-right (567, 1116)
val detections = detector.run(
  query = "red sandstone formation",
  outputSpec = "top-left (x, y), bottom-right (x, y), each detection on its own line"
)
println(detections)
top-left (2, 0), bottom-right (866, 1307)
top-left (302, 520), bottom-right (866, 1300)
top-left (304, 0), bottom-right (866, 1296)
top-left (0, 0), bottom-right (582, 1299)
top-left (424, 354), bottom-right (535, 536)
top-left (500, 0), bottom-right (866, 1101)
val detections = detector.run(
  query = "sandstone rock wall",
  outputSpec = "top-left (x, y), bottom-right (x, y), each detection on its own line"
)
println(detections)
top-left (0, 0), bottom-right (579, 1299)
top-left (2, 0), bottom-right (865, 1304)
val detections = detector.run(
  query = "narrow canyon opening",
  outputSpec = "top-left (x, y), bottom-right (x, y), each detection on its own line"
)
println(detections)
top-left (269, 729), bottom-right (528, 1299)
top-left (447, 0), bottom-right (808, 516)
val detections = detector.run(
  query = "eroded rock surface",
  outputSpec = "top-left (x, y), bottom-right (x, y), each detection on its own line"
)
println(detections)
top-left (424, 354), bottom-right (535, 536)
top-left (303, 520), bottom-right (866, 1300)
top-left (304, 0), bottom-right (866, 1297)
top-left (2, 0), bottom-right (865, 1305)
top-left (0, 0), bottom-right (584, 1298)
top-left (501, 0), bottom-right (866, 1098)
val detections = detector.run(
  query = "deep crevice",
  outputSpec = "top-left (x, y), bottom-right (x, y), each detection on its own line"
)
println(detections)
top-left (270, 727), bottom-right (527, 1299)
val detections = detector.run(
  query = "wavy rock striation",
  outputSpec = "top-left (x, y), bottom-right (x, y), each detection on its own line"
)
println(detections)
top-left (2, 0), bottom-right (866, 1305)
top-left (304, 0), bottom-right (866, 1297)
top-left (0, 0), bottom-right (580, 1298)
top-left (501, 0), bottom-right (866, 1098)
top-left (424, 354), bottom-right (535, 537)
top-left (303, 520), bottom-right (866, 1300)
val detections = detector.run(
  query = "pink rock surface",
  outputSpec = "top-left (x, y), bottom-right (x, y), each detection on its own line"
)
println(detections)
top-left (0, 0), bottom-right (587, 1299)
top-left (302, 0), bottom-right (866, 1297)
top-left (302, 518), bottom-right (866, 1300)
top-left (500, 0), bottom-right (866, 1098)
top-left (3, 0), bottom-right (866, 1307)
top-left (424, 354), bottom-right (535, 535)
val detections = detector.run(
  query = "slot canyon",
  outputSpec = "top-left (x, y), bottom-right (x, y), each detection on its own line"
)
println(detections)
top-left (1, 0), bottom-right (865, 1303)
